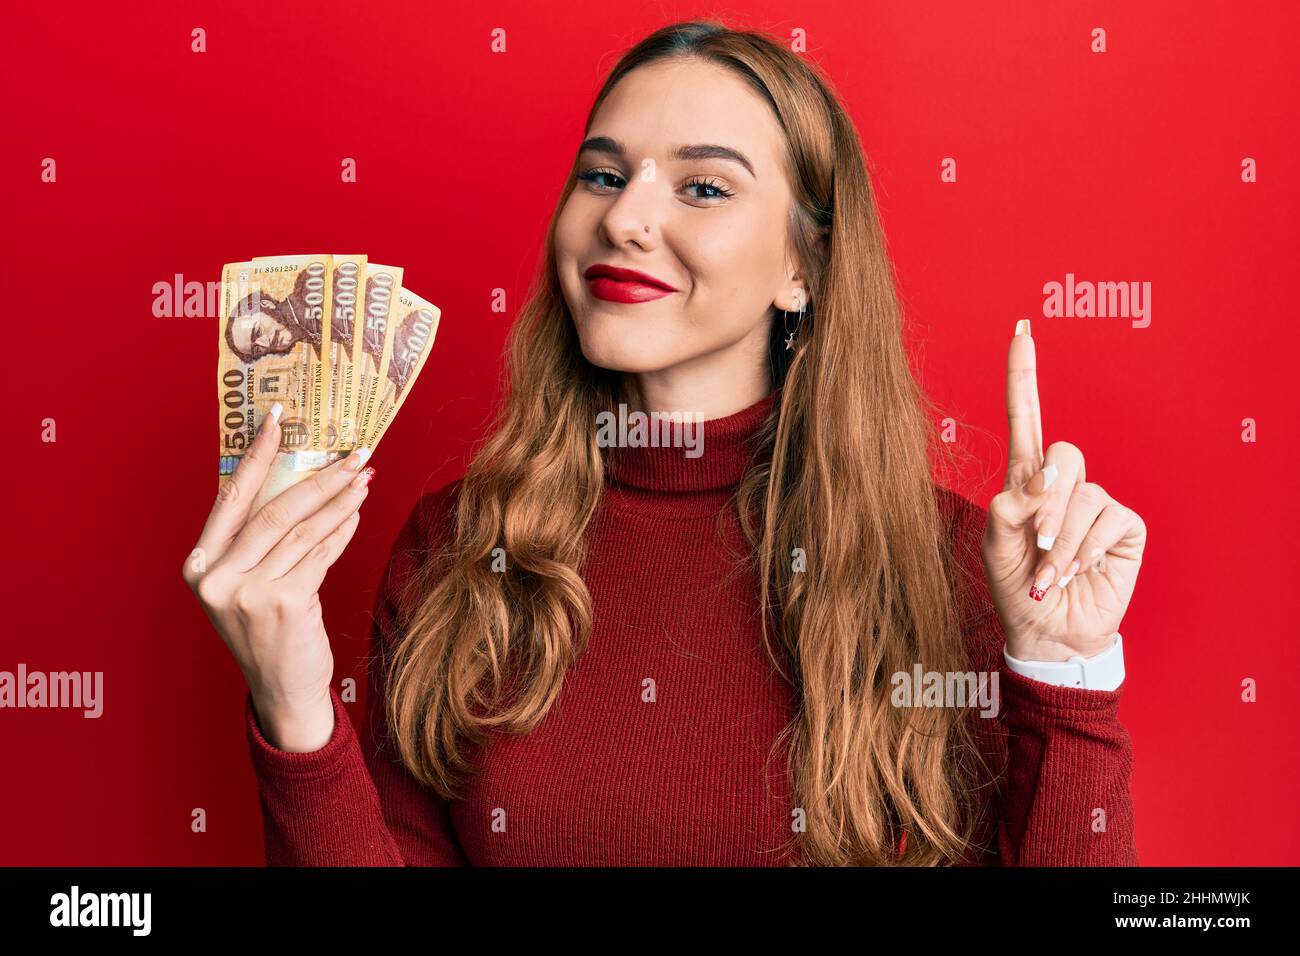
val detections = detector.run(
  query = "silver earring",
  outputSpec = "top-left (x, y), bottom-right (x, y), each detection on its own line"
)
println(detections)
top-left (783, 297), bottom-right (805, 350)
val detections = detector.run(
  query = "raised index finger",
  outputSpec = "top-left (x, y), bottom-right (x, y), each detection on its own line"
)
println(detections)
top-left (1006, 319), bottom-right (1043, 478)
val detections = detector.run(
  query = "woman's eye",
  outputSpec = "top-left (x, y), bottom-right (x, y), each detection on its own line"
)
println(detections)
top-left (578, 169), bottom-right (624, 191)
top-left (683, 177), bottom-right (735, 201)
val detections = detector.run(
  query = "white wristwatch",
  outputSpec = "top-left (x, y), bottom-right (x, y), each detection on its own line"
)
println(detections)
top-left (1003, 633), bottom-right (1125, 691)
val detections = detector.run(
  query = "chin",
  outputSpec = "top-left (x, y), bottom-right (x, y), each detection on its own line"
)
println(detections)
top-left (577, 338), bottom-right (670, 374)
top-left (574, 318), bottom-right (679, 374)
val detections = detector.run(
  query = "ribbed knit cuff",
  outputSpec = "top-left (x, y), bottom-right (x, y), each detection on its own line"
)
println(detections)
top-left (998, 663), bottom-right (1123, 723)
top-left (244, 685), bottom-right (406, 865)
top-left (244, 685), bottom-right (356, 779)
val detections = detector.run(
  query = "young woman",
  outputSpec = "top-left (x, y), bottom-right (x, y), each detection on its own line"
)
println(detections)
top-left (184, 20), bottom-right (1146, 866)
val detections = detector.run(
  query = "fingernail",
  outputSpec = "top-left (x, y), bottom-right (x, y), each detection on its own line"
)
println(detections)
top-left (1037, 532), bottom-right (1056, 550)
top-left (1057, 559), bottom-right (1081, 588)
top-left (259, 402), bottom-right (283, 433)
top-left (1089, 547), bottom-right (1106, 572)
top-left (1015, 319), bottom-right (1031, 337)
top-left (1028, 564), bottom-right (1057, 600)
top-left (1040, 463), bottom-right (1058, 493)
top-left (351, 466), bottom-right (376, 490)
top-left (347, 447), bottom-right (372, 471)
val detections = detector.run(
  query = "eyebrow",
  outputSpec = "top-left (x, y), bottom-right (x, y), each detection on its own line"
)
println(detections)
top-left (578, 136), bottom-right (756, 179)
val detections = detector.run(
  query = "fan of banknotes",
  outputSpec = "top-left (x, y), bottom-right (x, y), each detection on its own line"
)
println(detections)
top-left (216, 254), bottom-right (440, 511)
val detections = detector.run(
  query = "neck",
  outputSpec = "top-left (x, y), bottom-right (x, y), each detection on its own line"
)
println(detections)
top-left (629, 330), bottom-right (773, 420)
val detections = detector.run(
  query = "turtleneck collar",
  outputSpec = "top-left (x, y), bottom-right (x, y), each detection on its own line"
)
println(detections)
top-left (601, 388), bottom-right (780, 514)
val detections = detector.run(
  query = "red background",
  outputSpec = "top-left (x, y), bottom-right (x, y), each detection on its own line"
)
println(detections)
top-left (3, 0), bottom-right (1297, 865)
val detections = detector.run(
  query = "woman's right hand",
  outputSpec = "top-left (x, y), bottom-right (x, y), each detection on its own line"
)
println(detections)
top-left (182, 405), bottom-right (375, 753)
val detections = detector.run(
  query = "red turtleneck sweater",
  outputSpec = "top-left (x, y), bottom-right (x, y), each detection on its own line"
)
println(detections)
top-left (243, 391), bottom-right (1137, 866)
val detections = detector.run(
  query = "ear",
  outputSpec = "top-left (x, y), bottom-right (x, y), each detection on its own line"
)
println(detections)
top-left (773, 280), bottom-right (811, 314)
top-left (771, 257), bottom-right (799, 312)
top-left (774, 226), bottom-right (825, 312)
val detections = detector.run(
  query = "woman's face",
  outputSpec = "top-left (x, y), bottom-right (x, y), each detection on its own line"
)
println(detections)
top-left (555, 58), bottom-right (807, 386)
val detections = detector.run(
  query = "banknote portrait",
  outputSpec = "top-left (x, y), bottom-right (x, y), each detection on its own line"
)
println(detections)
top-left (224, 269), bottom-right (325, 363)
top-left (385, 305), bottom-right (437, 398)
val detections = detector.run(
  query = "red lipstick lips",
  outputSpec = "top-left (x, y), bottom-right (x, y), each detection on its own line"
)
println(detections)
top-left (583, 263), bottom-right (677, 303)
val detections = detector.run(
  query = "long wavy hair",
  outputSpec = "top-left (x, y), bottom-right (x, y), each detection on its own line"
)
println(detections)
top-left (385, 19), bottom-right (992, 866)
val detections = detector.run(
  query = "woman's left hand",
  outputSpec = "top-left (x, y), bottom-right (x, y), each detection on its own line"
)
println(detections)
top-left (981, 320), bottom-right (1148, 663)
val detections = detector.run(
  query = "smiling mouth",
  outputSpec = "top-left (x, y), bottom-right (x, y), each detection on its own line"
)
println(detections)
top-left (584, 276), bottom-right (675, 304)
top-left (582, 264), bottom-right (677, 304)
top-left (583, 264), bottom-right (676, 288)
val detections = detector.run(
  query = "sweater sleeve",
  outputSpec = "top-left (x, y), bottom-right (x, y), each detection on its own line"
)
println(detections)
top-left (243, 483), bottom-right (469, 866)
top-left (938, 486), bottom-right (1139, 866)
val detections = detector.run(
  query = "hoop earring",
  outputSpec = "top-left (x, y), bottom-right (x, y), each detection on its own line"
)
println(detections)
top-left (783, 299), bottom-right (806, 350)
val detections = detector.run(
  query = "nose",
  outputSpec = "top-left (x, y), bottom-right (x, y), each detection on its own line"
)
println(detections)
top-left (598, 176), bottom-right (661, 249)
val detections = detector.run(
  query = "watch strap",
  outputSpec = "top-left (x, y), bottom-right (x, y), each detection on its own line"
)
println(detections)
top-left (1003, 633), bottom-right (1125, 691)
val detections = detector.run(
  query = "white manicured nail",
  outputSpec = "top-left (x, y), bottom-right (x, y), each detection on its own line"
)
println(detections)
top-left (1037, 532), bottom-right (1056, 550)
top-left (269, 402), bottom-right (283, 423)
top-left (1015, 319), bottom-right (1031, 336)
top-left (345, 446), bottom-right (372, 473)
top-left (1040, 463), bottom-right (1058, 492)
top-left (1057, 559), bottom-right (1082, 588)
